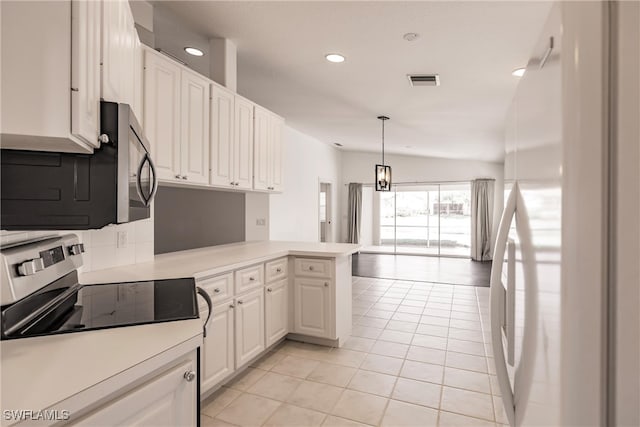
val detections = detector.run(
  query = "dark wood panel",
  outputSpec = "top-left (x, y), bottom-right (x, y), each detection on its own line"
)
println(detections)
top-left (352, 253), bottom-right (492, 287)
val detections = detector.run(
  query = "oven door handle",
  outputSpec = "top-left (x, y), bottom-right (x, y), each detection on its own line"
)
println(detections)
top-left (196, 287), bottom-right (212, 338)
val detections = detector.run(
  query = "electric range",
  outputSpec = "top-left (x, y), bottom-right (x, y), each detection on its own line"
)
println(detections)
top-left (0, 234), bottom-right (210, 340)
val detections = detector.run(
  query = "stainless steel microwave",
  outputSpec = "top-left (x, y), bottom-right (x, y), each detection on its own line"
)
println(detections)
top-left (0, 102), bottom-right (157, 230)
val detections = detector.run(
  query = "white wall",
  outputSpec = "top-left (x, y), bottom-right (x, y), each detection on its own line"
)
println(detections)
top-left (0, 218), bottom-right (154, 274)
top-left (270, 126), bottom-right (342, 242)
top-left (245, 192), bottom-right (270, 241)
top-left (340, 151), bottom-right (504, 249)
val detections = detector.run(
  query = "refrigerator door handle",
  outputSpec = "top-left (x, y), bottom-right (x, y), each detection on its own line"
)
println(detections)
top-left (490, 184), bottom-right (518, 427)
top-left (506, 238), bottom-right (516, 367)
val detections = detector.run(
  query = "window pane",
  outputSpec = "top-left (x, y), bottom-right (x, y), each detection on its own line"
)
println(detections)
top-left (379, 192), bottom-right (395, 250)
top-left (438, 183), bottom-right (471, 256)
top-left (394, 187), bottom-right (438, 255)
top-left (319, 192), bottom-right (326, 222)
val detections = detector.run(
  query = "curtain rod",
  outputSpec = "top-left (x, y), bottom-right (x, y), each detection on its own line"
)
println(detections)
top-left (345, 179), bottom-right (495, 187)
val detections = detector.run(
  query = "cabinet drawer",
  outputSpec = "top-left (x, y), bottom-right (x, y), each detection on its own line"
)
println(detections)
top-left (235, 264), bottom-right (264, 294)
top-left (198, 273), bottom-right (233, 307)
top-left (265, 257), bottom-right (288, 283)
top-left (294, 258), bottom-right (332, 279)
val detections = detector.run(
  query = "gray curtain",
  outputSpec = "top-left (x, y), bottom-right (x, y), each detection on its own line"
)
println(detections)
top-left (347, 183), bottom-right (363, 244)
top-left (470, 179), bottom-right (495, 261)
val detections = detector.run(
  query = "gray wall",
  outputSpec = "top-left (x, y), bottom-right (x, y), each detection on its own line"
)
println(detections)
top-left (150, 4), bottom-right (211, 77)
top-left (154, 187), bottom-right (245, 254)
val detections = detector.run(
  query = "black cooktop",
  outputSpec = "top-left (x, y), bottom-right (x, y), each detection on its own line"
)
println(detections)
top-left (1, 274), bottom-right (199, 340)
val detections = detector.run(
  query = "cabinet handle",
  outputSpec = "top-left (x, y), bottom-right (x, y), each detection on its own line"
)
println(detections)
top-left (237, 300), bottom-right (243, 305)
top-left (175, 174), bottom-right (181, 179)
top-left (276, 268), bottom-right (282, 273)
top-left (267, 288), bottom-right (272, 292)
top-left (324, 282), bottom-right (329, 287)
top-left (249, 277), bottom-right (255, 281)
top-left (309, 266), bottom-right (314, 271)
top-left (183, 371), bottom-right (196, 382)
top-left (214, 288), bottom-right (221, 293)
top-left (182, 175), bottom-right (188, 180)
top-left (229, 304), bottom-right (235, 308)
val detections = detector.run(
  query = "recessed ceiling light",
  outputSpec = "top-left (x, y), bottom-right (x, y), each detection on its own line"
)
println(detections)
top-left (512, 67), bottom-right (526, 77)
top-left (403, 33), bottom-right (420, 42)
top-left (325, 53), bottom-right (345, 63)
top-left (184, 47), bottom-right (204, 57)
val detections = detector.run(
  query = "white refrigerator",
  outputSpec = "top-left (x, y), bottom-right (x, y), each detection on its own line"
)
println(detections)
top-left (490, 2), bottom-right (639, 426)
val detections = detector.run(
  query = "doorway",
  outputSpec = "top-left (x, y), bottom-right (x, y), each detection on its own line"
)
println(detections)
top-left (319, 182), bottom-right (332, 242)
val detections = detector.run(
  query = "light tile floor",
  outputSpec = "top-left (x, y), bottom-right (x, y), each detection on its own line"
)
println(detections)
top-left (201, 277), bottom-right (508, 427)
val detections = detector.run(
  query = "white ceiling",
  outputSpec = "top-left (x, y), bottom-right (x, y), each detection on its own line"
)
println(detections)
top-left (155, 1), bottom-right (552, 162)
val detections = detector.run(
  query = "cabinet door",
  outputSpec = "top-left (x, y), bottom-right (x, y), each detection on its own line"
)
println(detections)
top-left (70, 0), bottom-right (101, 148)
top-left (144, 50), bottom-right (182, 181)
top-left (266, 279), bottom-right (289, 347)
top-left (235, 288), bottom-right (265, 367)
top-left (201, 303), bottom-right (234, 393)
top-left (233, 96), bottom-right (255, 190)
top-left (102, 0), bottom-right (135, 104)
top-left (76, 358), bottom-right (197, 426)
top-left (294, 278), bottom-right (331, 338)
top-left (180, 70), bottom-right (210, 184)
top-left (270, 115), bottom-right (285, 192)
top-left (253, 106), bottom-right (270, 191)
top-left (210, 84), bottom-right (235, 188)
top-left (131, 34), bottom-right (144, 124)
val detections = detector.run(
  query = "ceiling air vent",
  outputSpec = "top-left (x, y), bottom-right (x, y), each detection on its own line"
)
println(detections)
top-left (407, 74), bottom-right (440, 87)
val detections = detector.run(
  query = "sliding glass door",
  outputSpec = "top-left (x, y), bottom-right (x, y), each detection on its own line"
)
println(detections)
top-left (364, 182), bottom-right (471, 257)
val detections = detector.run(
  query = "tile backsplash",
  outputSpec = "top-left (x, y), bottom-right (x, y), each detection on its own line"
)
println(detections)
top-left (0, 218), bottom-right (154, 273)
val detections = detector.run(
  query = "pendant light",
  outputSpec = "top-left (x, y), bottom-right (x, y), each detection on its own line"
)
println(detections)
top-left (375, 116), bottom-right (392, 191)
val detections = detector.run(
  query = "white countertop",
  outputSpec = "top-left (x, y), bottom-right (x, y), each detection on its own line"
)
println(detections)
top-left (0, 319), bottom-right (202, 420)
top-left (79, 240), bottom-right (360, 285)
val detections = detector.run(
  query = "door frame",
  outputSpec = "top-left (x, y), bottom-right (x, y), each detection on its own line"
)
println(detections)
top-left (318, 179), bottom-right (333, 243)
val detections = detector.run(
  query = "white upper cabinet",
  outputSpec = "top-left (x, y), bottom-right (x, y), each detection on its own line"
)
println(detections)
top-left (270, 115), bottom-right (285, 192)
top-left (209, 91), bottom-right (255, 190)
top-left (210, 84), bottom-right (236, 187)
top-left (253, 106), bottom-right (271, 191)
top-left (70, 0), bottom-right (101, 148)
top-left (144, 49), bottom-right (210, 185)
top-left (180, 70), bottom-right (210, 184)
top-left (234, 96), bottom-right (255, 190)
top-left (1, 0), bottom-right (105, 152)
top-left (144, 50), bottom-right (182, 181)
top-left (253, 106), bottom-right (284, 192)
top-left (102, 0), bottom-right (136, 106)
top-left (132, 35), bottom-right (144, 123)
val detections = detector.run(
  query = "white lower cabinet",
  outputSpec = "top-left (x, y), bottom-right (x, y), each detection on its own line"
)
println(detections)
top-left (265, 279), bottom-right (288, 347)
top-left (234, 288), bottom-right (265, 367)
top-left (77, 356), bottom-right (197, 426)
top-left (293, 277), bottom-right (331, 338)
top-left (199, 255), bottom-right (359, 397)
top-left (201, 303), bottom-right (235, 392)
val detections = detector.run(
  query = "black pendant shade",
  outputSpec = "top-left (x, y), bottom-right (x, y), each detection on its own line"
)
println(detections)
top-left (375, 116), bottom-right (392, 191)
